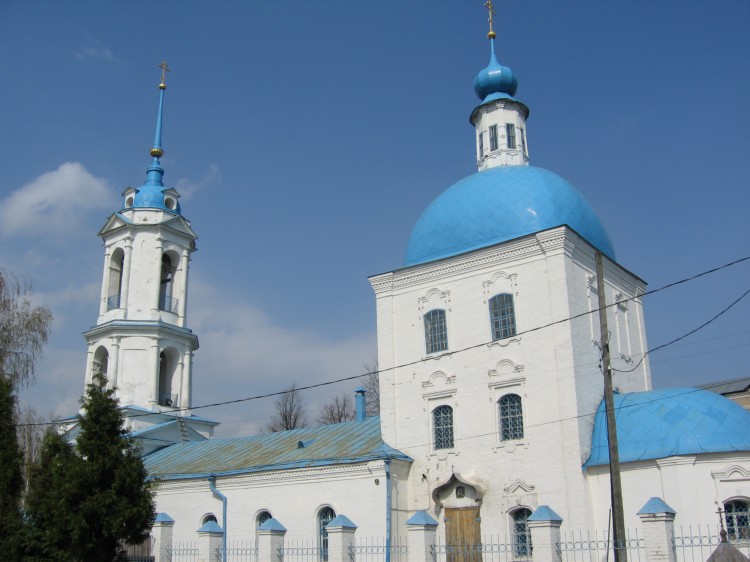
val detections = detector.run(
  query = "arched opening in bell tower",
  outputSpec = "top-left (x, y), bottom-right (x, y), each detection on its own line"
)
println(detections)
top-left (159, 253), bottom-right (178, 313)
top-left (92, 346), bottom-right (109, 381)
top-left (158, 348), bottom-right (180, 407)
top-left (106, 248), bottom-right (125, 311)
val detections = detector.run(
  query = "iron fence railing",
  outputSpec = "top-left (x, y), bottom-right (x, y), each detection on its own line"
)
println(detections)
top-left (159, 392), bottom-right (179, 407)
top-left (170, 542), bottom-right (199, 562)
top-left (349, 537), bottom-right (408, 561)
top-left (106, 293), bottom-right (121, 311)
top-left (431, 535), bottom-right (527, 562)
top-left (673, 523), bottom-right (750, 561)
top-left (159, 294), bottom-right (179, 313)
top-left (557, 528), bottom-right (645, 561)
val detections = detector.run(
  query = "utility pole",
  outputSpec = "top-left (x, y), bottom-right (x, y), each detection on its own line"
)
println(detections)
top-left (596, 251), bottom-right (627, 562)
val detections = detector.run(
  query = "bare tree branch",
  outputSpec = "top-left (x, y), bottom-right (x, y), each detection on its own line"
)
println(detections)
top-left (0, 270), bottom-right (53, 390)
top-left (362, 361), bottom-right (380, 416)
top-left (317, 393), bottom-right (355, 425)
top-left (266, 382), bottom-right (308, 432)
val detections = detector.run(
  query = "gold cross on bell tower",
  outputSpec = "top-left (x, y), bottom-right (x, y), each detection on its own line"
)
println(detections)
top-left (158, 60), bottom-right (170, 90)
top-left (484, 0), bottom-right (497, 39)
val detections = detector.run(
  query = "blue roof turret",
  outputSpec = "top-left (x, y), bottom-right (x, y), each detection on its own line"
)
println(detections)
top-left (473, 38), bottom-right (518, 103)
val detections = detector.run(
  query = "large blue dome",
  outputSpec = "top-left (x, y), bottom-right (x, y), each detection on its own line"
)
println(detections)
top-left (585, 388), bottom-right (750, 467)
top-left (404, 166), bottom-right (615, 266)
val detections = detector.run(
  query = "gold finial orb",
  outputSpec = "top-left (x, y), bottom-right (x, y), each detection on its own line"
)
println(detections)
top-left (488, 30), bottom-right (497, 39)
top-left (150, 148), bottom-right (164, 158)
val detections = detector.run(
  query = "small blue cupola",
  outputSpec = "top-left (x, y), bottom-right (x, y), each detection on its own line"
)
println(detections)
top-left (473, 38), bottom-right (518, 103)
top-left (125, 61), bottom-right (182, 215)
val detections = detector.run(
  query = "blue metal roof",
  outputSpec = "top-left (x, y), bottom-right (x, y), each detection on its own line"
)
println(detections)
top-left (584, 388), bottom-right (750, 467)
top-left (474, 38), bottom-right (518, 102)
top-left (143, 417), bottom-right (411, 480)
top-left (404, 166), bottom-right (615, 266)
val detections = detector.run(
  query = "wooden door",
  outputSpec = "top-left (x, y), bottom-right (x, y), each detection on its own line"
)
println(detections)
top-left (445, 506), bottom-right (482, 562)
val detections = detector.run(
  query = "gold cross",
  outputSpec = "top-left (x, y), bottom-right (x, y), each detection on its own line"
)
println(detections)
top-left (484, 0), bottom-right (497, 39)
top-left (158, 60), bottom-right (170, 89)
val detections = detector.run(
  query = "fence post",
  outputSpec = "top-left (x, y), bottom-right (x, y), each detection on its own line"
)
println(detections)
top-left (152, 512), bottom-right (175, 562)
top-left (197, 520), bottom-right (224, 562)
top-left (528, 505), bottom-right (563, 562)
top-left (257, 517), bottom-right (287, 561)
top-left (326, 514), bottom-right (358, 562)
top-left (638, 497), bottom-right (677, 562)
top-left (406, 510), bottom-right (438, 562)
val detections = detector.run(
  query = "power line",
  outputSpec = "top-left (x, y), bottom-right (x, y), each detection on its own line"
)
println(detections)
top-left (14, 255), bottom-right (750, 429)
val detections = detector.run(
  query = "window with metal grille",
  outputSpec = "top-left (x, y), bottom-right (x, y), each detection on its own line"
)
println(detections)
top-left (725, 500), bottom-right (750, 540)
top-left (506, 123), bottom-right (517, 149)
top-left (424, 309), bottom-right (448, 354)
top-left (512, 508), bottom-right (533, 556)
top-left (499, 394), bottom-right (524, 441)
top-left (318, 507), bottom-right (336, 561)
top-left (256, 511), bottom-right (272, 527)
top-left (489, 125), bottom-right (498, 151)
top-left (433, 405), bottom-right (454, 449)
top-left (519, 127), bottom-right (526, 153)
top-left (489, 293), bottom-right (516, 340)
top-left (478, 131), bottom-right (484, 157)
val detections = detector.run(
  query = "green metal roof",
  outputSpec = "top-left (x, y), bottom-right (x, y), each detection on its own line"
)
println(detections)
top-left (144, 417), bottom-right (410, 480)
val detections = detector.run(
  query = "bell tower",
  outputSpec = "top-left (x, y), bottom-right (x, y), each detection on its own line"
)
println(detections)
top-left (83, 62), bottom-right (199, 414)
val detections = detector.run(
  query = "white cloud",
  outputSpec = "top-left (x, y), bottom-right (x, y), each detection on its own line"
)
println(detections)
top-left (175, 165), bottom-right (221, 200)
top-left (0, 162), bottom-right (116, 239)
top-left (74, 40), bottom-right (116, 63)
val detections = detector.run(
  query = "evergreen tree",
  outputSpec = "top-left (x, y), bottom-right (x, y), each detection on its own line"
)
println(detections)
top-left (0, 376), bottom-right (24, 559)
top-left (73, 372), bottom-right (155, 560)
top-left (24, 430), bottom-right (80, 561)
top-left (25, 372), bottom-right (155, 561)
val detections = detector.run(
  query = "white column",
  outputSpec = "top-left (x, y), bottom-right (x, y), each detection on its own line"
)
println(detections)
top-left (121, 239), bottom-right (133, 314)
top-left (99, 249), bottom-right (111, 316)
top-left (638, 497), bottom-right (677, 562)
top-left (152, 513), bottom-right (175, 562)
top-left (528, 505), bottom-right (563, 562)
top-left (325, 515), bottom-right (358, 562)
top-left (181, 349), bottom-right (192, 410)
top-left (257, 518), bottom-right (286, 561)
top-left (110, 338), bottom-right (121, 388)
top-left (153, 237), bottom-right (164, 314)
top-left (150, 339), bottom-right (161, 407)
top-left (406, 511), bottom-right (438, 562)
top-left (178, 248), bottom-right (190, 324)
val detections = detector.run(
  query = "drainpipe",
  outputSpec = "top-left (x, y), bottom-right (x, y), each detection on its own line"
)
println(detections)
top-left (385, 458), bottom-right (392, 562)
top-left (209, 475), bottom-right (227, 562)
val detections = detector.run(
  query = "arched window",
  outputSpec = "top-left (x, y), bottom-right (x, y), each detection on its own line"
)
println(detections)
top-left (202, 514), bottom-right (218, 525)
top-left (725, 500), bottom-right (750, 540)
top-left (424, 309), bottom-right (448, 354)
top-left (489, 293), bottom-right (516, 341)
top-left (511, 508), bottom-right (532, 556)
top-left (318, 507), bottom-right (336, 561)
top-left (106, 248), bottom-right (125, 311)
top-left (257, 511), bottom-right (272, 527)
top-left (159, 253), bottom-right (178, 313)
top-left (499, 394), bottom-right (524, 441)
top-left (433, 405), bottom-right (454, 450)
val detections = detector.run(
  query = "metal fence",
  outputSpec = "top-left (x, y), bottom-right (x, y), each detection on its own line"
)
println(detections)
top-left (673, 524), bottom-right (750, 561)
top-left (349, 537), bottom-right (408, 561)
top-left (431, 535), bottom-right (528, 562)
top-left (170, 542), bottom-right (199, 562)
top-left (557, 528), bottom-right (645, 561)
top-left (223, 540), bottom-right (258, 562)
top-left (280, 539), bottom-right (323, 561)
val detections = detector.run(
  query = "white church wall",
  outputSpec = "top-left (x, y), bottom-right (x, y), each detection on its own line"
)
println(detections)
top-left (153, 461), bottom-right (391, 545)
top-left (586, 453), bottom-right (750, 531)
top-left (371, 227), bottom-right (652, 534)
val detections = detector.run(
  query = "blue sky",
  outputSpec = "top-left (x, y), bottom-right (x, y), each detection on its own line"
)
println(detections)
top-left (2, 1), bottom-right (748, 437)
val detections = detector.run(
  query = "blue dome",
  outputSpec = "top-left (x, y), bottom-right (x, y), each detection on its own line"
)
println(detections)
top-left (584, 388), bottom-right (750, 467)
top-left (473, 40), bottom-right (518, 103)
top-left (130, 162), bottom-right (181, 214)
top-left (404, 166), bottom-right (615, 266)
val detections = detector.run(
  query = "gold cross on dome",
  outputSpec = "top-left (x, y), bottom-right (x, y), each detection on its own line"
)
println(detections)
top-left (158, 60), bottom-right (170, 89)
top-left (484, 0), bottom-right (497, 39)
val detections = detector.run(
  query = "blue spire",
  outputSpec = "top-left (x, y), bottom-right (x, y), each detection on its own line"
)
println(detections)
top-left (130, 61), bottom-right (181, 214)
top-left (473, 37), bottom-right (518, 103)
